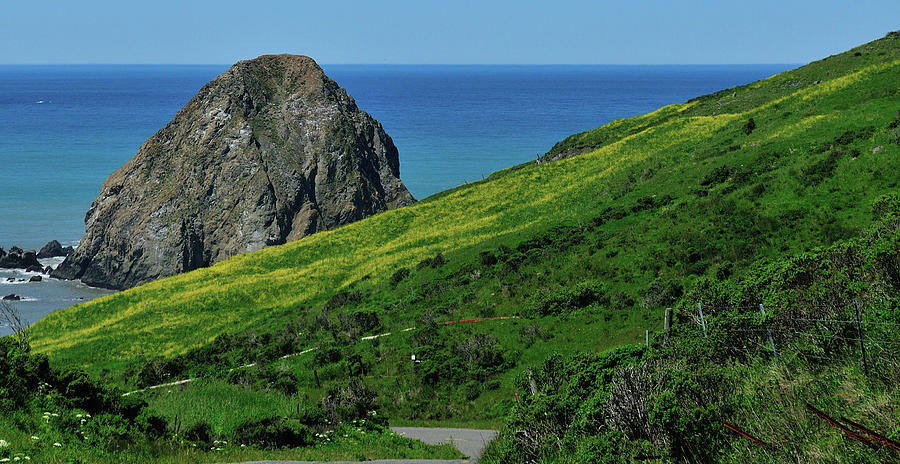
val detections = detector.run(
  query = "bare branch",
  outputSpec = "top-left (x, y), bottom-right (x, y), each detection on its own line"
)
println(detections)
top-left (0, 299), bottom-right (29, 351)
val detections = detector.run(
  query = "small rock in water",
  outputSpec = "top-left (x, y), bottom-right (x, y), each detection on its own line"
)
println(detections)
top-left (43, 266), bottom-right (53, 274)
top-left (5, 278), bottom-right (13, 282)
top-left (2, 294), bottom-right (20, 301)
top-left (29, 275), bottom-right (42, 282)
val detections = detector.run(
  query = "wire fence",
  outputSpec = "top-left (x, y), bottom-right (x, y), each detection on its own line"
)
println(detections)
top-left (644, 299), bottom-right (900, 375)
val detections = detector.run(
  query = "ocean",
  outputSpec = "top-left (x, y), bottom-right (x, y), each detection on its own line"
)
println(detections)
top-left (0, 63), bottom-right (792, 334)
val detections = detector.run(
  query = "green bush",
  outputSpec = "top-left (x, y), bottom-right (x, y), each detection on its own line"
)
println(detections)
top-left (742, 117), bottom-right (756, 135)
top-left (232, 417), bottom-right (314, 449)
top-left (390, 267), bottom-right (410, 284)
top-left (523, 281), bottom-right (608, 317)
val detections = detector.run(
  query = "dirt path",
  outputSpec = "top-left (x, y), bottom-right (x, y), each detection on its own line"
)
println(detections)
top-left (223, 427), bottom-right (498, 464)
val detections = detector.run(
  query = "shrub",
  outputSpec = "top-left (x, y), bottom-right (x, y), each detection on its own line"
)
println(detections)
top-left (323, 290), bottom-right (362, 311)
top-left (801, 149), bottom-right (843, 186)
top-left (320, 380), bottom-right (384, 425)
top-left (270, 371), bottom-right (300, 395)
top-left (183, 421), bottom-right (213, 447)
top-left (523, 281), bottom-right (608, 317)
top-left (340, 310), bottom-right (381, 336)
top-left (232, 417), bottom-right (313, 448)
top-left (700, 165), bottom-right (731, 186)
top-left (390, 267), bottom-right (410, 285)
top-left (741, 117), bottom-right (756, 135)
top-left (479, 250), bottom-right (498, 266)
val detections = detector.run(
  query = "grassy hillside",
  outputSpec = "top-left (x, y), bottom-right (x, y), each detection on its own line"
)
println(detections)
top-left (1, 31), bottom-right (895, 463)
top-left (30, 33), bottom-right (900, 382)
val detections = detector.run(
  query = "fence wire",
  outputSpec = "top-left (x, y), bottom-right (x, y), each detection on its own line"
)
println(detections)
top-left (653, 300), bottom-right (900, 371)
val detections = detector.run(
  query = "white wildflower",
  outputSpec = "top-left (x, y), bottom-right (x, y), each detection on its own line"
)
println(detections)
top-left (53, 442), bottom-right (62, 447)
top-left (0, 458), bottom-right (10, 463)
top-left (0, 439), bottom-right (7, 447)
top-left (30, 436), bottom-right (38, 441)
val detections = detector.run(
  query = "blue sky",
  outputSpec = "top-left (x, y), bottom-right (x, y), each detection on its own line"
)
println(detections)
top-left (2, 1), bottom-right (898, 64)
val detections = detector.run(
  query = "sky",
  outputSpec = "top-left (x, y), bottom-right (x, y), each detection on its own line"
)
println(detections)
top-left (1, 1), bottom-right (899, 65)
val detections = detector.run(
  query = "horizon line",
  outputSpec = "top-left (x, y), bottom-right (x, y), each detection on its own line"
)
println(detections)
top-left (0, 62), bottom-right (799, 67)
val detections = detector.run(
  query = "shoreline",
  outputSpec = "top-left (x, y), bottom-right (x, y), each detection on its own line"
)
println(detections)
top-left (0, 259), bottom-right (116, 336)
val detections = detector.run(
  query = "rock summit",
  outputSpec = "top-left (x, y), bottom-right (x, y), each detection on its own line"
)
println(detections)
top-left (53, 54), bottom-right (414, 289)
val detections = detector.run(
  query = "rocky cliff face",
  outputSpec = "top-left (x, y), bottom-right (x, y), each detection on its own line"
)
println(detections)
top-left (53, 54), bottom-right (414, 289)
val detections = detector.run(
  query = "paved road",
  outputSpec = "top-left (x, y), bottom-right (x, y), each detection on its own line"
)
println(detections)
top-left (226, 427), bottom-right (499, 464)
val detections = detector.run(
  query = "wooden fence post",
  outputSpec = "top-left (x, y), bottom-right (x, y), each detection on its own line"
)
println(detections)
top-left (853, 299), bottom-right (868, 376)
top-left (759, 303), bottom-right (778, 361)
top-left (698, 303), bottom-right (707, 337)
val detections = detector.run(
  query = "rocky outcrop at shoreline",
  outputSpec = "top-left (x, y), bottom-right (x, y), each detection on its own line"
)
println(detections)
top-left (0, 241), bottom-right (74, 273)
top-left (53, 54), bottom-right (414, 290)
top-left (0, 247), bottom-right (41, 270)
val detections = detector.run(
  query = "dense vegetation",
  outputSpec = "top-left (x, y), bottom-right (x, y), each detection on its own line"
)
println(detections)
top-left (0, 335), bottom-right (460, 463)
top-left (3, 31), bottom-right (899, 462)
top-left (482, 193), bottom-right (900, 462)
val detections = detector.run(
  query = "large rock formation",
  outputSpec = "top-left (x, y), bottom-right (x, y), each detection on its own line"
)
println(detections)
top-left (53, 54), bottom-right (414, 290)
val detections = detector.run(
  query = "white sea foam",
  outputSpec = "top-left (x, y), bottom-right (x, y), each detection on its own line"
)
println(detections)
top-left (38, 256), bottom-right (66, 269)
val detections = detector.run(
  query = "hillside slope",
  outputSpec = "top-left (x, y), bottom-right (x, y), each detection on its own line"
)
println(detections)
top-left (30, 32), bottom-right (900, 382)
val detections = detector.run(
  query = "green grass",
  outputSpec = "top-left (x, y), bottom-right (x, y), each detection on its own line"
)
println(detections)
top-left (0, 421), bottom-right (463, 464)
top-left (144, 379), bottom-right (299, 436)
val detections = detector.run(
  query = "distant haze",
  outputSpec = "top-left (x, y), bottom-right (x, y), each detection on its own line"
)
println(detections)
top-left (1, 1), bottom-right (899, 65)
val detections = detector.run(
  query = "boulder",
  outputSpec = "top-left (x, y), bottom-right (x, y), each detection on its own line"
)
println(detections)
top-left (37, 240), bottom-right (75, 258)
top-left (53, 54), bottom-right (414, 290)
top-left (2, 294), bottom-right (20, 301)
top-left (29, 275), bottom-right (42, 282)
top-left (0, 248), bottom-right (41, 270)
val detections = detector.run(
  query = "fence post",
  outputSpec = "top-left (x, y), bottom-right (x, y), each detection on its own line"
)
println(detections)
top-left (759, 303), bottom-right (778, 361)
top-left (853, 299), bottom-right (868, 376)
top-left (698, 303), bottom-right (707, 337)
top-left (645, 330), bottom-right (649, 346)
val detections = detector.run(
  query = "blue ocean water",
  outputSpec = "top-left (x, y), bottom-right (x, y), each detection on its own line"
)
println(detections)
top-left (0, 63), bottom-right (792, 333)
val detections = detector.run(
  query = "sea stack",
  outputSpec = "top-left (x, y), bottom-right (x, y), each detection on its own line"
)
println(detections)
top-left (53, 54), bottom-right (414, 290)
